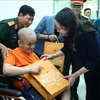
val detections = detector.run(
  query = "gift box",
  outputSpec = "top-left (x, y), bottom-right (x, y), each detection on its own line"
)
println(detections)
top-left (24, 59), bottom-right (69, 100)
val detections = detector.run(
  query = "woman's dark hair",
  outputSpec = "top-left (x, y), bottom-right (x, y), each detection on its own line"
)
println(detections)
top-left (55, 7), bottom-right (78, 37)
top-left (55, 7), bottom-right (78, 48)
top-left (18, 5), bottom-right (35, 16)
top-left (55, 7), bottom-right (98, 48)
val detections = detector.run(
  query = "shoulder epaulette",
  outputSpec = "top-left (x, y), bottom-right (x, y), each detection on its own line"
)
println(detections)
top-left (8, 21), bottom-right (15, 26)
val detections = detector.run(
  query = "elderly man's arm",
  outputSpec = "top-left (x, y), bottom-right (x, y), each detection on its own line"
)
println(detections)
top-left (3, 63), bottom-right (41, 76)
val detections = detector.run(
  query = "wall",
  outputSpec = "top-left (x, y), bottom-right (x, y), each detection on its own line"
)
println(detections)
top-left (0, 0), bottom-right (53, 29)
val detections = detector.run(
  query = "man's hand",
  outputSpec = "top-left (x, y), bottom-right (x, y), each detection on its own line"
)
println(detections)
top-left (48, 35), bottom-right (57, 42)
top-left (0, 43), bottom-right (11, 60)
top-left (30, 66), bottom-right (41, 74)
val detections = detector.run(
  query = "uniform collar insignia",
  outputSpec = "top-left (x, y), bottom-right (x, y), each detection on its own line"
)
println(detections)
top-left (14, 24), bottom-right (18, 30)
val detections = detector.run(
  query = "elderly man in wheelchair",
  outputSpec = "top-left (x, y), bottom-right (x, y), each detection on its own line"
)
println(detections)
top-left (0, 28), bottom-right (69, 100)
top-left (0, 28), bottom-right (44, 100)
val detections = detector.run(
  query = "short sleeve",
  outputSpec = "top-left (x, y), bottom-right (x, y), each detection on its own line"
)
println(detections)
top-left (4, 51), bottom-right (16, 66)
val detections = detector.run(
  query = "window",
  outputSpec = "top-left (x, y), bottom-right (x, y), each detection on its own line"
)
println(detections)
top-left (53, 0), bottom-right (71, 15)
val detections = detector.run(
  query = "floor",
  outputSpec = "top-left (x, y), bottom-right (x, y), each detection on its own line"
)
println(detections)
top-left (77, 75), bottom-right (86, 100)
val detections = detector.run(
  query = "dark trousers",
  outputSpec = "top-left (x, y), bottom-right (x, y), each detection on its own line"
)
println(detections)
top-left (84, 65), bottom-right (100, 100)
top-left (23, 85), bottom-right (44, 100)
top-left (62, 51), bottom-right (81, 95)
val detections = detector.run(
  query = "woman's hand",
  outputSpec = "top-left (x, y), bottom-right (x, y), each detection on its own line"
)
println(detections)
top-left (64, 73), bottom-right (78, 88)
top-left (40, 54), bottom-right (55, 60)
top-left (64, 67), bottom-right (88, 88)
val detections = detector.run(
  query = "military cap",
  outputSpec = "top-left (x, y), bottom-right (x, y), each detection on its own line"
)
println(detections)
top-left (71, 0), bottom-right (87, 6)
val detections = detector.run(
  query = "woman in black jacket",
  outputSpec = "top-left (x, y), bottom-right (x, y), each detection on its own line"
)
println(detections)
top-left (41, 7), bottom-right (100, 100)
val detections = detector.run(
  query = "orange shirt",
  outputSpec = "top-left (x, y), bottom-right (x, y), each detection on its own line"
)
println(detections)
top-left (4, 48), bottom-right (39, 90)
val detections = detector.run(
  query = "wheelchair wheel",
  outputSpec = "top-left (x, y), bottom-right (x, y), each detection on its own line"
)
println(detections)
top-left (0, 96), bottom-right (11, 100)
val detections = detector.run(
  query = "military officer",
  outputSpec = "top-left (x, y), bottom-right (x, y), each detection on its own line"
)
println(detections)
top-left (71, 0), bottom-right (89, 21)
top-left (62, 0), bottom-right (88, 100)
top-left (0, 5), bottom-right (35, 62)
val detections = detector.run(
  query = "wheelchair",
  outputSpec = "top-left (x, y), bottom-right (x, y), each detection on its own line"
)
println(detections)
top-left (0, 74), bottom-right (25, 100)
top-left (0, 55), bottom-right (36, 100)
top-left (0, 73), bottom-right (37, 100)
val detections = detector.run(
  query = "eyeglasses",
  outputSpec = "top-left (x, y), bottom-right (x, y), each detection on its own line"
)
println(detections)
top-left (72, 5), bottom-right (82, 8)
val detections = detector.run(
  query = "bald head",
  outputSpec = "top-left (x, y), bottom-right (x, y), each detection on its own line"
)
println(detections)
top-left (18, 28), bottom-right (37, 54)
top-left (18, 28), bottom-right (36, 42)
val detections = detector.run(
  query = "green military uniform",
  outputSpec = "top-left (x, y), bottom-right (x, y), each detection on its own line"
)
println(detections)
top-left (0, 17), bottom-right (20, 73)
top-left (0, 17), bottom-right (20, 49)
top-left (79, 14), bottom-right (89, 22)
top-left (62, 14), bottom-right (88, 100)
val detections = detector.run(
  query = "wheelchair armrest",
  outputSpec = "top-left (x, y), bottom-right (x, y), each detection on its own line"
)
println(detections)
top-left (0, 74), bottom-right (9, 87)
top-left (11, 76), bottom-right (23, 81)
top-left (0, 75), bottom-right (23, 88)
top-left (0, 83), bottom-right (9, 87)
top-left (0, 74), bottom-right (7, 78)
top-left (0, 88), bottom-right (23, 97)
top-left (0, 74), bottom-right (22, 81)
